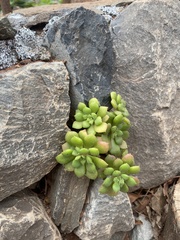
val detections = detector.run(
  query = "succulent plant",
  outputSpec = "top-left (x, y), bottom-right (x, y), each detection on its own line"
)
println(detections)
top-left (56, 92), bottom-right (141, 196)
top-left (56, 130), bottom-right (108, 179)
top-left (72, 97), bottom-right (109, 134)
top-left (99, 154), bottom-right (140, 196)
top-left (103, 92), bottom-right (131, 157)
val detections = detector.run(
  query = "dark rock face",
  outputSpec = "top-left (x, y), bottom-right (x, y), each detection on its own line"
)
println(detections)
top-left (111, 0), bottom-right (180, 188)
top-left (49, 165), bottom-right (90, 233)
top-left (0, 189), bottom-right (62, 240)
top-left (0, 17), bottom-right (17, 40)
top-left (43, 7), bottom-right (115, 122)
top-left (0, 61), bottom-right (70, 201)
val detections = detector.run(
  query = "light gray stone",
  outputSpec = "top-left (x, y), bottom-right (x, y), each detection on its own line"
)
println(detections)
top-left (132, 214), bottom-right (154, 240)
top-left (0, 61), bottom-right (70, 201)
top-left (111, 0), bottom-right (180, 189)
top-left (7, 13), bottom-right (28, 30)
top-left (0, 189), bottom-right (62, 240)
top-left (49, 165), bottom-right (90, 233)
top-left (14, 27), bottom-right (51, 61)
top-left (43, 7), bottom-right (115, 123)
top-left (0, 40), bottom-right (18, 70)
top-left (74, 179), bottom-right (135, 240)
top-left (0, 27), bottom-right (51, 70)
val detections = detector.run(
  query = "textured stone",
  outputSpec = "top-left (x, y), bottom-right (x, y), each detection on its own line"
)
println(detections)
top-left (49, 165), bottom-right (90, 233)
top-left (7, 13), bottom-right (28, 31)
top-left (0, 17), bottom-right (17, 40)
top-left (74, 179), bottom-right (135, 240)
top-left (111, 0), bottom-right (180, 188)
top-left (14, 27), bottom-right (51, 61)
top-left (43, 7), bottom-right (115, 122)
top-left (0, 61), bottom-right (70, 201)
top-left (132, 214), bottom-right (154, 240)
top-left (0, 27), bottom-right (51, 70)
top-left (0, 189), bottom-right (62, 240)
top-left (7, 10), bottom-right (72, 31)
top-left (26, 9), bottom-right (73, 29)
top-left (0, 40), bottom-right (18, 70)
top-left (1, 1), bottom-right (132, 70)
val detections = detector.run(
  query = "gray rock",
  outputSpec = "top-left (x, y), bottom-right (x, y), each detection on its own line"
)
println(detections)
top-left (7, 13), bottom-right (28, 30)
top-left (0, 40), bottom-right (18, 70)
top-left (132, 214), bottom-right (154, 240)
top-left (49, 165), bottom-right (90, 233)
top-left (0, 27), bottom-right (51, 70)
top-left (96, 5), bottom-right (124, 18)
top-left (7, 9), bottom-right (73, 31)
top-left (111, 0), bottom-right (180, 188)
top-left (74, 179), bottom-right (135, 240)
top-left (26, 9), bottom-right (73, 29)
top-left (0, 17), bottom-right (17, 40)
top-left (14, 27), bottom-right (51, 61)
top-left (0, 189), bottom-right (62, 240)
top-left (43, 7), bottom-right (115, 122)
top-left (0, 61), bottom-right (70, 201)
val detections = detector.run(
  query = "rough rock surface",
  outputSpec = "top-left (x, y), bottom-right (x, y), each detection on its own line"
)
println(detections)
top-left (49, 165), bottom-right (90, 233)
top-left (132, 214), bottom-right (154, 240)
top-left (7, 10), bottom-right (72, 31)
top-left (0, 27), bottom-right (50, 70)
top-left (74, 179), bottom-right (135, 240)
top-left (161, 181), bottom-right (180, 240)
top-left (0, 40), bottom-right (18, 69)
top-left (0, 189), bottom-right (62, 240)
top-left (43, 7), bottom-right (115, 122)
top-left (14, 27), bottom-right (51, 61)
top-left (0, 17), bottom-right (17, 40)
top-left (0, 61), bottom-right (70, 201)
top-left (7, 13), bottom-right (28, 30)
top-left (111, 0), bottom-right (180, 188)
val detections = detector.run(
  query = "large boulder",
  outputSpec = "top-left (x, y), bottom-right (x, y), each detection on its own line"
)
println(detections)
top-left (74, 179), bottom-right (135, 240)
top-left (111, 0), bottom-right (180, 188)
top-left (43, 7), bottom-right (115, 122)
top-left (0, 189), bottom-right (62, 240)
top-left (0, 61), bottom-right (70, 201)
top-left (49, 165), bottom-right (90, 233)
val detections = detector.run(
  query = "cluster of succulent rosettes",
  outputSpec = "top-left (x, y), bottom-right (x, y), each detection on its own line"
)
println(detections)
top-left (104, 92), bottom-right (131, 157)
top-left (56, 130), bottom-right (109, 180)
top-left (72, 97), bottom-right (109, 134)
top-left (99, 154), bottom-right (140, 196)
top-left (56, 91), bottom-right (141, 196)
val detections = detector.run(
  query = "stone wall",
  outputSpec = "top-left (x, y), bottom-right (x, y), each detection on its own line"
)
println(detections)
top-left (0, 0), bottom-right (180, 239)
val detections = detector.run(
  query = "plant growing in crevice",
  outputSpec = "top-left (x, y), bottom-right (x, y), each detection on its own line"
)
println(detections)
top-left (56, 92), bottom-right (140, 196)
